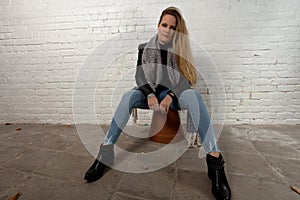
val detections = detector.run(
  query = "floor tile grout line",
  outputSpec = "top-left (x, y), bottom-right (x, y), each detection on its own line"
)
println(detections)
top-left (242, 126), bottom-right (291, 185)
top-left (290, 146), bottom-right (300, 155)
top-left (247, 139), bottom-right (290, 185)
top-left (229, 172), bottom-right (288, 185)
top-left (0, 165), bottom-right (96, 188)
top-left (0, 167), bottom-right (66, 200)
top-left (256, 152), bottom-right (300, 161)
top-left (112, 191), bottom-right (153, 200)
top-left (109, 171), bottom-right (128, 200)
top-left (0, 141), bottom-right (92, 158)
top-left (170, 161), bottom-right (178, 200)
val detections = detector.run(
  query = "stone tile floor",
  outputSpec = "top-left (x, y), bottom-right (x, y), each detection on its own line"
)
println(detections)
top-left (0, 124), bottom-right (299, 200)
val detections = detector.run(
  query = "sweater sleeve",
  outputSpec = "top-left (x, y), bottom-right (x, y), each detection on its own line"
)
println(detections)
top-left (135, 43), bottom-right (155, 97)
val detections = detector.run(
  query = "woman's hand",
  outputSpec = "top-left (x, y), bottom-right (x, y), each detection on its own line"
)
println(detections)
top-left (160, 95), bottom-right (173, 113)
top-left (147, 96), bottom-right (159, 110)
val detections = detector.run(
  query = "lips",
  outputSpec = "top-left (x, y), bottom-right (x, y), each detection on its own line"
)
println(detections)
top-left (162, 34), bottom-right (170, 38)
top-left (158, 30), bottom-right (173, 44)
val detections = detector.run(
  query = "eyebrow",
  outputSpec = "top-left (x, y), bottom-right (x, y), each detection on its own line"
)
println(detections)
top-left (161, 22), bottom-right (176, 28)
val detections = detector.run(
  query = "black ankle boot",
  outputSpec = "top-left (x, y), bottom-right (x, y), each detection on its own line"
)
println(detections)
top-left (206, 154), bottom-right (231, 200)
top-left (84, 143), bottom-right (114, 183)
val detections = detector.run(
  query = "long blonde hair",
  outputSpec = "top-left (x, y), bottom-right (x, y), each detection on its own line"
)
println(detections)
top-left (158, 6), bottom-right (197, 86)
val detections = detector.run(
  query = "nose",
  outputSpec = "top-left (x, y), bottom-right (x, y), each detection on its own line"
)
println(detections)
top-left (163, 27), bottom-right (172, 34)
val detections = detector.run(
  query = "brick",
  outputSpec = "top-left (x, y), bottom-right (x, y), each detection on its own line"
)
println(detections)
top-left (125, 12), bottom-right (134, 19)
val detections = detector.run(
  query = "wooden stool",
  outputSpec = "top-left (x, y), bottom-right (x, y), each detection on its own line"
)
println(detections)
top-left (149, 109), bottom-right (185, 144)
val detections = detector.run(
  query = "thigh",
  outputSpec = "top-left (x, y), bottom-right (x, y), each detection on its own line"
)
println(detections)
top-left (126, 89), bottom-right (149, 109)
top-left (178, 89), bottom-right (202, 110)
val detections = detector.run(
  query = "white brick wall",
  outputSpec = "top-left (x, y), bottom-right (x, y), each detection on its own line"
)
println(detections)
top-left (0, 0), bottom-right (299, 125)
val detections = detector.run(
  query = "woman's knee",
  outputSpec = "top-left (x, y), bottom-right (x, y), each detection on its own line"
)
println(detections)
top-left (121, 89), bottom-right (144, 105)
top-left (180, 89), bottom-right (202, 100)
top-left (179, 89), bottom-right (204, 108)
top-left (122, 89), bottom-right (141, 99)
top-left (122, 90), bottom-right (135, 98)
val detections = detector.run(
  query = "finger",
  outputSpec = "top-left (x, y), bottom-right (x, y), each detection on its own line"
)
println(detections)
top-left (166, 104), bottom-right (170, 112)
top-left (152, 104), bottom-right (158, 110)
top-left (161, 105), bottom-right (168, 113)
top-left (149, 102), bottom-right (155, 109)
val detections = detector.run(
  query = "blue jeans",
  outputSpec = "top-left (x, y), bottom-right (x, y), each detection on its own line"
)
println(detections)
top-left (103, 89), bottom-right (220, 153)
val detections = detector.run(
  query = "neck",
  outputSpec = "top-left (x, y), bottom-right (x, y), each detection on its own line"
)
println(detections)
top-left (158, 41), bottom-right (172, 49)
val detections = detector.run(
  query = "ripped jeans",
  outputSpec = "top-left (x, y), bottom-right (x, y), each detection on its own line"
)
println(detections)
top-left (103, 89), bottom-right (220, 153)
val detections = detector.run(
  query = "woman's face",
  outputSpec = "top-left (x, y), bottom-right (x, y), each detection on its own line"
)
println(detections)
top-left (157, 14), bottom-right (177, 45)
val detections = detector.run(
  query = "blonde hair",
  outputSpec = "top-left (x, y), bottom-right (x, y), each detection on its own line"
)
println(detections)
top-left (158, 6), bottom-right (197, 86)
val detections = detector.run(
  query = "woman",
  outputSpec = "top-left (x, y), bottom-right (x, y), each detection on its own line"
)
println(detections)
top-left (85, 6), bottom-right (231, 200)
